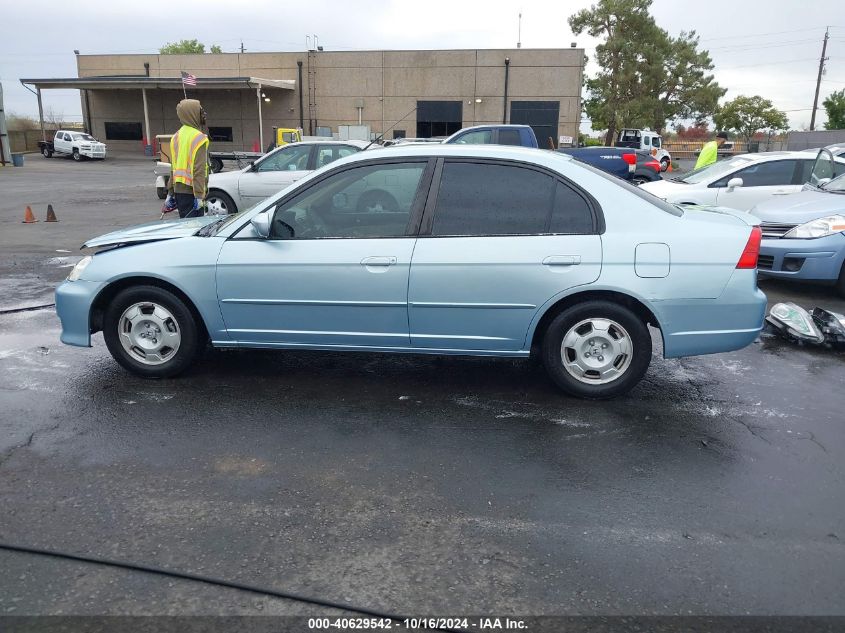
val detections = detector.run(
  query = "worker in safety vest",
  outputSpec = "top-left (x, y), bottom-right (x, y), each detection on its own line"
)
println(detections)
top-left (694, 131), bottom-right (729, 170)
top-left (165, 99), bottom-right (209, 218)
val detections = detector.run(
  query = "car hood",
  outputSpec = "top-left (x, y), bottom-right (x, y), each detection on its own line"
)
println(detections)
top-left (751, 189), bottom-right (845, 223)
top-left (82, 216), bottom-right (221, 248)
top-left (639, 179), bottom-right (691, 196)
top-left (208, 169), bottom-right (243, 188)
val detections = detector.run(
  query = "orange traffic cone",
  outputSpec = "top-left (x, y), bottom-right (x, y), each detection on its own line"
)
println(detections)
top-left (667, 162), bottom-right (673, 172)
top-left (22, 206), bottom-right (38, 223)
top-left (45, 204), bottom-right (58, 222)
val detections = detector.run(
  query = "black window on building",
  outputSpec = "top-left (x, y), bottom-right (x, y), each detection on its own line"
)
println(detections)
top-left (104, 122), bottom-right (143, 141)
top-left (208, 126), bottom-right (233, 142)
top-left (416, 100), bottom-right (462, 138)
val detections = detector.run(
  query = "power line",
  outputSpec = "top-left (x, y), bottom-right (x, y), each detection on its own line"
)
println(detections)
top-left (699, 26), bottom-right (831, 42)
top-left (720, 57), bottom-right (820, 70)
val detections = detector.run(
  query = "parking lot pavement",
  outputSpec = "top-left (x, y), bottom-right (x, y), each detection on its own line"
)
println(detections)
top-left (1, 157), bottom-right (844, 616)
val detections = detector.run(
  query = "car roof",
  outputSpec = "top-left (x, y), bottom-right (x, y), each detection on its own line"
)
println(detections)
top-left (328, 143), bottom-right (574, 170)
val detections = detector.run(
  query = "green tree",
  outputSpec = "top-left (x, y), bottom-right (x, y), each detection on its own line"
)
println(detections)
top-left (714, 95), bottom-right (788, 145)
top-left (569, 0), bottom-right (661, 144)
top-left (159, 39), bottom-right (222, 54)
top-left (569, 0), bottom-right (723, 142)
top-left (823, 89), bottom-right (845, 130)
top-left (643, 30), bottom-right (725, 133)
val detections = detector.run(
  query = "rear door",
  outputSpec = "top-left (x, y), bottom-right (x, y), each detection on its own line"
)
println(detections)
top-left (714, 159), bottom-right (803, 210)
top-left (238, 144), bottom-right (314, 202)
top-left (408, 159), bottom-right (602, 351)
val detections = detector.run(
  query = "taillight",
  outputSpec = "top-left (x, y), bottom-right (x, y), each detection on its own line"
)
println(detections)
top-left (736, 226), bottom-right (762, 269)
top-left (622, 153), bottom-right (637, 165)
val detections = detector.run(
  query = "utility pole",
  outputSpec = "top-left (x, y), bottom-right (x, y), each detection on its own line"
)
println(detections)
top-left (810, 27), bottom-right (829, 131)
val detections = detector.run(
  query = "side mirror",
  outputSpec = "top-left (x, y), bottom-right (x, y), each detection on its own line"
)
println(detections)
top-left (726, 177), bottom-right (743, 191)
top-left (250, 210), bottom-right (271, 238)
top-left (817, 178), bottom-right (832, 187)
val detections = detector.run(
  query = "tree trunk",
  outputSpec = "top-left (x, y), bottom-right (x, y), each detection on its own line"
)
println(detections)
top-left (605, 125), bottom-right (617, 146)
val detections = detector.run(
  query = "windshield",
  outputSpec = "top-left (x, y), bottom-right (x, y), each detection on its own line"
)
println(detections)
top-left (678, 157), bottom-right (753, 184)
top-left (72, 133), bottom-right (96, 141)
top-left (821, 172), bottom-right (845, 193)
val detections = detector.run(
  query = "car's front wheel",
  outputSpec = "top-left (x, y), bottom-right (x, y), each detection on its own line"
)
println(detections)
top-left (542, 300), bottom-right (651, 399)
top-left (206, 190), bottom-right (237, 215)
top-left (72, 149), bottom-right (82, 161)
top-left (103, 285), bottom-right (201, 378)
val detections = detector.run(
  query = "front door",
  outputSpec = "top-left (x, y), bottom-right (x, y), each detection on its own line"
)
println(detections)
top-left (409, 160), bottom-right (602, 351)
top-left (238, 144), bottom-right (314, 203)
top-left (216, 159), bottom-right (431, 347)
top-left (714, 158), bottom-right (803, 210)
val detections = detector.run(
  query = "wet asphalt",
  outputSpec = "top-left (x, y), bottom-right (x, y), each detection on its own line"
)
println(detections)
top-left (0, 155), bottom-right (844, 617)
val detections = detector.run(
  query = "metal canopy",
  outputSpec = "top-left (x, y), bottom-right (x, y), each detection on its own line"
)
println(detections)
top-left (19, 76), bottom-right (295, 91)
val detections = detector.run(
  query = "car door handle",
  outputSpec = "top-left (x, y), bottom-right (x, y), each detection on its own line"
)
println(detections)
top-left (543, 255), bottom-right (581, 266)
top-left (360, 256), bottom-right (397, 267)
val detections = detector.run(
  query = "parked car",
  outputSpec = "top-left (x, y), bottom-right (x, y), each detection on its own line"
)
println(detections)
top-left (751, 148), bottom-right (845, 295)
top-left (39, 130), bottom-right (106, 161)
top-left (443, 125), bottom-right (539, 148)
top-left (56, 145), bottom-right (766, 399)
top-left (640, 150), bottom-right (845, 211)
top-left (205, 140), bottom-right (368, 214)
top-left (616, 128), bottom-right (672, 171)
top-left (558, 147), bottom-right (662, 183)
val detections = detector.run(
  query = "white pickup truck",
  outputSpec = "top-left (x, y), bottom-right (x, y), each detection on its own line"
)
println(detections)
top-left (39, 130), bottom-right (107, 161)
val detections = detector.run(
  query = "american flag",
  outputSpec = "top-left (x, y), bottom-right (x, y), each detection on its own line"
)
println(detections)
top-left (181, 71), bottom-right (197, 86)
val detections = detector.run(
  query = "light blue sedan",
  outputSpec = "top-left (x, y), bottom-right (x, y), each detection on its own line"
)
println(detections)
top-left (752, 171), bottom-right (845, 296)
top-left (56, 145), bottom-right (766, 399)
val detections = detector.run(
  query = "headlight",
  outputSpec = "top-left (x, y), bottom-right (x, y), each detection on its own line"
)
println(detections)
top-left (784, 214), bottom-right (845, 238)
top-left (67, 256), bottom-right (92, 281)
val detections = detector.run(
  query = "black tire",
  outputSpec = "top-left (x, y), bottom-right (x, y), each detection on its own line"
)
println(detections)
top-left (660, 157), bottom-right (670, 172)
top-left (72, 149), bottom-right (81, 162)
top-left (541, 300), bottom-right (651, 399)
top-left (42, 146), bottom-right (52, 158)
top-left (103, 285), bottom-right (201, 378)
top-left (156, 187), bottom-right (167, 200)
top-left (632, 175), bottom-right (650, 185)
top-left (356, 190), bottom-right (398, 213)
top-left (206, 189), bottom-right (237, 215)
top-left (210, 157), bottom-right (224, 173)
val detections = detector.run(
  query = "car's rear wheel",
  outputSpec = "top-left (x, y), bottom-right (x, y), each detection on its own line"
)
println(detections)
top-left (542, 300), bottom-right (651, 399)
top-left (210, 157), bottom-right (224, 173)
top-left (206, 190), bottom-right (237, 215)
top-left (42, 146), bottom-right (52, 158)
top-left (103, 285), bottom-right (201, 378)
top-left (632, 175), bottom-right (650, 185)
top-left (156, 187), bottom-right (167, 200)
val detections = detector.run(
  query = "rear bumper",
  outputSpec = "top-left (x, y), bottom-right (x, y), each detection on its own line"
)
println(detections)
top-left (652, 270), bottom-right (767, 358)
top-left (55, 279), bottom-right (104, 347)
top-left (757, 233), bottom-right (845, 282)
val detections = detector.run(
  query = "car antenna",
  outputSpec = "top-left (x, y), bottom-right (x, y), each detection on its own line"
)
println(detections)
top-left (363, 106), bottom-right (417, 150)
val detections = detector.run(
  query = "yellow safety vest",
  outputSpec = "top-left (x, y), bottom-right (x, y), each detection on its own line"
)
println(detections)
top-left (170, 125), bottom-right (208, 188)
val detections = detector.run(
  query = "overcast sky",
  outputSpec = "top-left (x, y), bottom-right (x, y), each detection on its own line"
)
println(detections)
top-left (2, 0), bottom-right (844, 133)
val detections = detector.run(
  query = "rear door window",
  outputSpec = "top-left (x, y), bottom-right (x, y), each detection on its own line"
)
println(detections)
top-left (431, 162), bottom-right (554, 236)
top-left (452, 130), bottom-right (493, 145)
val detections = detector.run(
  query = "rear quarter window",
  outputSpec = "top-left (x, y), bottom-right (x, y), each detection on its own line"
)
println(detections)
top-left (574, 161), bottom-right (683, 217)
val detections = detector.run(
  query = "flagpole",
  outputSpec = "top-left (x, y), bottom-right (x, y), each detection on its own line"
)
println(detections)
top-left (181, 70), bottom-right (187, 99)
